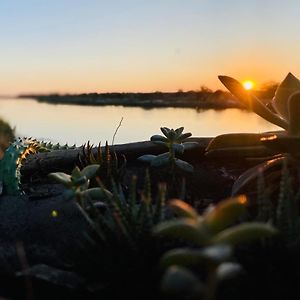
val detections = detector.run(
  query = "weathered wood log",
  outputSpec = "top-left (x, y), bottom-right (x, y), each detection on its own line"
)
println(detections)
top-left (22, 138), bottom-right (212, 176)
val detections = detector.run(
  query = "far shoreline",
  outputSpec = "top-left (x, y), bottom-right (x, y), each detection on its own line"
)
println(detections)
top-left (19, 90), bottom-right (244, 110)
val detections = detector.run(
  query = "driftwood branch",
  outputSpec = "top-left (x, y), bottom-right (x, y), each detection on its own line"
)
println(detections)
top-left (22, 138), bottom-right (212, 176)
top-left (21, 136), bottom-right (278, 177)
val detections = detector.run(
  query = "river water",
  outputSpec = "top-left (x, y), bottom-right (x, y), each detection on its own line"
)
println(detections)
top-left (0, 98), bottom-right (280, 145)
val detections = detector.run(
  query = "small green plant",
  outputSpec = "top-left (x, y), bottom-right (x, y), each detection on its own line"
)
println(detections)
top-left (154, 197), bottom-right (278, 299)
top-left (80, 141), bottom-right (126, 189)
top-left (138, 127), bottom-right (198, 173)
top-left (48, 164), bottom-right (112, 207)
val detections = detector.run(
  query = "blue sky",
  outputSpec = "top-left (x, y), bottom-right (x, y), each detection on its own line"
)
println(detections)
top-left (1, 0), bottom-right (300, 94)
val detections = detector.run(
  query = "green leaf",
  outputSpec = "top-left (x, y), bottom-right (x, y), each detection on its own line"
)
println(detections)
top-left (272, 72), bottom-right (300, 121)
top-left (204, 196), bottom-right (247, 234)
top-left (72, 175), bottom-right (88, 186)
top-left (151, 152), bottom-right (170, 167)
top-left (172, 143), bottom-right (185, 154)
top-left (151, 140), bottom-right (167, 146)
top-left (161, 127), bottom-right (171, 137)
top-left (48, 172), bottom-right (72, 186)
top-left (211, 222), bottom-right (278, 245)
top-left (216, 262), bottom-right (243, 281)
top-left (175, 127), bottom-right (184, 136)
top-left (161, 266), bottom-right (204, 297)
top-left (81, 187), bottom-right (113, 200)
top-left (168, 129), bottom-right (177, 141)
top-left (160, 245), bottom-right (232, 269)
top-left (150, 134), bottom-right (168, 143)
top-left (205, 133), bottom-right (265, 153)
top-left (182, 142), bottom-right (198, 150)
top-left (177, 132), bottom-right (192, 143)
top-left (80, 164), bottom-right (100, 179)
top-left (153, 219), bottom-right (208, 245)
top-left (168, 199), bottom-right (198, 220)
top-left (71, 166), bottom-right (81, 179)
top-left (137, 154), bottom-right (157, 163)
top-left (175, 159), bottom-right (194, 172)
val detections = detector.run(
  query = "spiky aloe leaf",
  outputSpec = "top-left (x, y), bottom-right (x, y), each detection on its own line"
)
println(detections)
top-left (153, 219), bottom-right (208, 245)
top-left (160, 245), bottom-right (232, 269)
top-left (210, 222), bottom-right (278, 245)
top-left (153, 182), bottom-right (166, 223)
top-left (168, 199), bottom-right (198, 220)
top-left (161, 266), bottom-right (204, 297)
top-left (203, 196), bottom-right (247, 234)
top-left (218, 75), bottom-right (288, 130)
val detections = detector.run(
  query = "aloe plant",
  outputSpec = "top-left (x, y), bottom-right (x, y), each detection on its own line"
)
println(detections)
top-left (138, 127), bottom-right (198, 173)
top-left (154, 197), bottom-right (278, 299)
top-left (80, 141), bottom-right (127, 189)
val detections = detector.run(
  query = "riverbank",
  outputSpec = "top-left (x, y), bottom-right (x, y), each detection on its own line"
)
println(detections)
top-left (19, 90), bottom-right (243, 109)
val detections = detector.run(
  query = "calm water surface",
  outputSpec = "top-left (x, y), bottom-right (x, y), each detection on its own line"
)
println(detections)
top-left (0, 98), bottom-right (280, 145)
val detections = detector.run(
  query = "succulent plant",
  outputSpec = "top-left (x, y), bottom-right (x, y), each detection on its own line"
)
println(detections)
top-left (48, 164), bottom-right (111, 207)
top-left (80, 141), bottom-right (127, 189)
top-left (0, 137), bottom-right (45, 196)
top-left (138, 127), bottom-right (198, 173)
top-left (205, 73), bottom-right (300, 196)
top-left (154, 197), bottom-right (277, 299)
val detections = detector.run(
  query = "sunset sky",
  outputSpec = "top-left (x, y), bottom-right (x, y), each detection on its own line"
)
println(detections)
top-left (1, 0), bottom-right (300, 95)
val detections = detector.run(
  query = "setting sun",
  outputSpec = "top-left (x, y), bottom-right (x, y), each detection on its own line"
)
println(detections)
top-left (242, 80), bottom-right (255, 90)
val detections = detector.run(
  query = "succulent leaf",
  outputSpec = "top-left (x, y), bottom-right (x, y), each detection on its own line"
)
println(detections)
top-left (182, 142), bottom-right (198, 150)
top-left (160, 127), bottom-right (171, 137)
top-left (48, 172), bottom-right (72, 186)
top-left (168, 199), bottom-right (198, 220)
top-left (150, 134), bottom-right (168, 143)
top-left (161, 266), bottom-right (204, 297)
top-left (174, 159), bottom-right (194, 172)
top-left (151, 152), bottom-right (170, 167)
top-left (137, 154), bottom-right (157, 163)
top-left (272, 72), bottom-right (300, 121)
top-left (153, 218), bottom-right (208, 245)
top-left (203, 196), bottom-right (247, 234)
top-left (80, 164), bottom-right (100, 179)
top-left (210, 222), bottom-right (278, 245)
